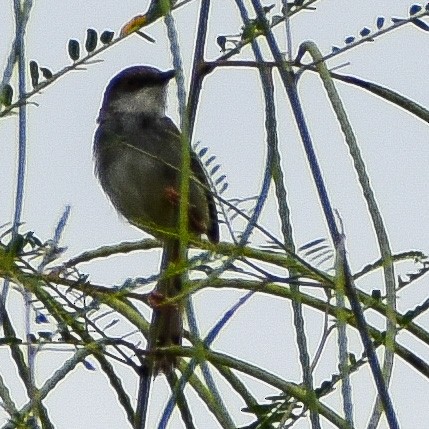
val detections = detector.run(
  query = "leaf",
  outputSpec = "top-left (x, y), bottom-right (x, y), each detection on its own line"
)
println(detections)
top-left (83, 360), bottom-right (96, 371)
top-left (205, 155), bottom-right (216, 166)
top-left (344, 36), bottom-right (355, 44)
top-left (376, 16), bottom-right (385, 29)
top-left (0, 84), bottom-right (13, 106)
top-left (38, 331), bottom-right (53, 340)
top-left (215, 174), bottom-right (226, 185)
top-left (120, 15), bottom-right (147, 36)
top-left (103, 319), bottom-right (120, 330)
top-left (219, 182), bottom-right (228, 194)
top-left (210, 164), bottom-right (221, 175)
top-left (198, 147), bottom-right (208, 157)
top-left (68, 39), bottom-right (80, 61)
top-left (391, 17), bottom-right (407, 24)
top-left (100, 30), bottom-right (114, 44)
top-left (29, 60), bottom-right (39, 87)
top-left (315, 380), bottom-right (334, 395)
top-left (398, 275), bottom-right (407, 288)
top-left (35, 312), bottom-right (49, 324)
top-left (304, 245), bottom-right (330, 258)
top-left (5, 233), bottom-right (25, 255)
top-left (329, 71), bottom-right (429, 123)
top-left (412, 18), bottom-right (429, 31)
top-left (26, 231), bottom-right (42, 247)
top-left (371, 289), bottom-right (382, 300)
top-left (271, 15), bottom-right (283, 26)
top-left (409, 4), bottom-right (422, 15)
top-left (216, 35), bottom-right (227, 52)
top-left (299, 238), bottom-right (326, 252)
top-left (263, 4), bottom-right (275, 14)
top-left (85, 28), bottom-right (98, 52)
top-left (359, 27), bottom-right (371, 37)
top-left (40, 67), bottom-right (53, 79)
top-left (241, 19), bottom-right (264, 41)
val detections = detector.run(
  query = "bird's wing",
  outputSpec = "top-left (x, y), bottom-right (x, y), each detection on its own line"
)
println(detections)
top-left (159, 117), bottom-right (219, 243)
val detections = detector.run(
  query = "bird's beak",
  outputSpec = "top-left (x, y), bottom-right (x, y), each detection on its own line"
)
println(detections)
top-left (161, 69), bottom-right (176, 82)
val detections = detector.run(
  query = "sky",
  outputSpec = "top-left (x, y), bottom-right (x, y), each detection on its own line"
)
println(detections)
top-left (1, 1), bottom-right (429, 428)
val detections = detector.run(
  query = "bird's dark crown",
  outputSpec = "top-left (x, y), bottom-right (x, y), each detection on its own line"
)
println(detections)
top-left (105, 66), bottom-right (175, 95)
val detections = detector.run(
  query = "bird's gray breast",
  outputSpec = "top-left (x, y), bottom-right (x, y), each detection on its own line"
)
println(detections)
top-left (93, 116), bottom-right (182, 231)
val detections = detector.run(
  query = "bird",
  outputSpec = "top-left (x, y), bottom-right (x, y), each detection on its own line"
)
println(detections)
top-left (93, 65), bottom-right (219, 374)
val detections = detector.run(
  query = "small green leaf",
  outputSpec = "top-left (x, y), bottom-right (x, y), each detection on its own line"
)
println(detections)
top-left (29, 60), bottom-right (39, 87)
top-left (412, 18), bottom-right (429, 31)
top-left (100, 30), bottom-right (114, 44)
top-left (85, 28), bottom-right (98, 52)
top-left (205, 155), bottom-right (216, 166)
top-left (360, 27), bottom-right (371, 37)
top-left (210, 164), bottom-right (221, 175)
top-left (68, 39), bottom-right (80, 61)
top-left (371, 289), bottom-right (382, 300)
top-left (271, 15), bottom-right (283, 26)
top-left (216, 35), bottom-right (227, 52)
top-left (0, 84), bottom-right (13, 106)
top-left (198, 147), bottom-right (208, 157)
top-left (219, 182), bottom-right (228, 194)
top-left (83, 360), bottom-right (96, 371)
top-left (376, 17), bottom-right (385, 29)
top-left (409, 4), bottom-right (422, 15)
top-left (241, 18), bottom-right (265, 41)
top-left (391, 17), bottom-right (407, 24)
top-left (28, 334), bottom-right (37, 343)
top-left (40, 67), bottom-right (53, 79)
top-left (35, 312), bottom-right (49, 324)
top-left (263, 4), bottom-right (275, 14)
top-left (38, 331), bottom-right (53, 340)
top-left (215, 174), bottom-right (226, 185)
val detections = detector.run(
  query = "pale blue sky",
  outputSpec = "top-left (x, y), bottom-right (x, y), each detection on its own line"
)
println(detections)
top-left (1, 1), bottom-right (428, 428)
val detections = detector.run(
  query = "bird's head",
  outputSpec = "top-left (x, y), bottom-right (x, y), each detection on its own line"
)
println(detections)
top-left (99, 66), bottom-right (176, 119)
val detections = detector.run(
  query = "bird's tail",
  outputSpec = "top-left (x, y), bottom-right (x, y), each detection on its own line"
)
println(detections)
top-left (149, 239), bottom-right (183, 375)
